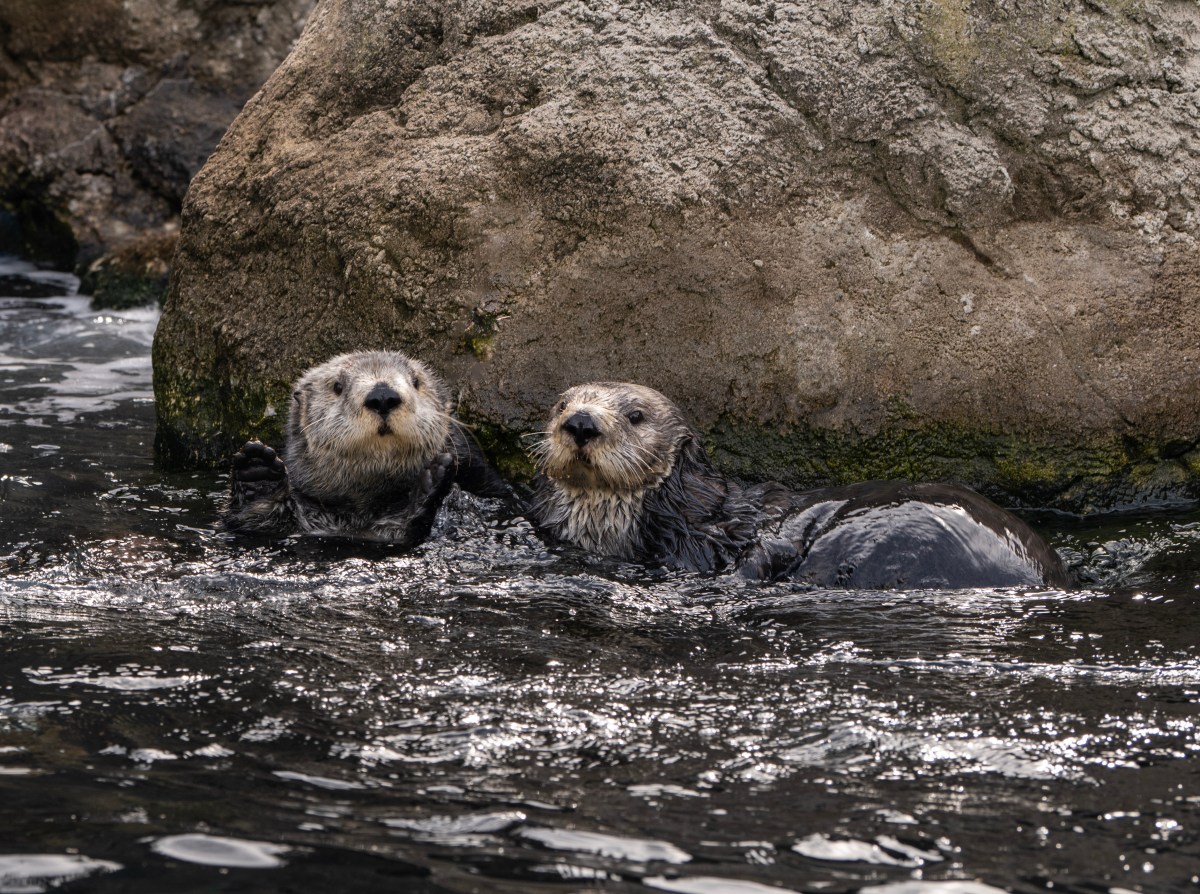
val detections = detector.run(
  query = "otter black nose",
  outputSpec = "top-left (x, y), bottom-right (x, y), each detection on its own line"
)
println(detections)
top-left (561, 410), bottom-right (601, 447)
top-left (364, 383), bottom-right (403, 417)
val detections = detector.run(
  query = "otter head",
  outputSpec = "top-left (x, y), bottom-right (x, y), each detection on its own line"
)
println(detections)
top-left (286, 351), bottom-right (451, 499)
top-left (534, 382), bottom-right (692, 495)
top-left (531, 382), bottom-right (755, 570)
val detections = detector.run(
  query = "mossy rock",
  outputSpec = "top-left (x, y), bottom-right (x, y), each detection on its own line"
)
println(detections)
top-left (151, 0), bottom-right (1200, 513)
top-left (707, 417), bottom-right (1197, 515)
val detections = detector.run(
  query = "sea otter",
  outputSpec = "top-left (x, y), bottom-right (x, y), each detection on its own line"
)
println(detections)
top-left (529, 382), bottom-right (1070, 589)
top-left (224, 351), bottom-right (507, 544)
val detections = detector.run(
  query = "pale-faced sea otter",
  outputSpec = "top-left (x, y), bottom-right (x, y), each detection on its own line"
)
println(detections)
top-left (224, 351), bottom-right (506, 544)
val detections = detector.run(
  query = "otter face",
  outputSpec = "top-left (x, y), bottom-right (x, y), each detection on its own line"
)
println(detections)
top-left (533, 383), bottom-right (691, 494)
top-left (287, 351), bottom-right (451, 479)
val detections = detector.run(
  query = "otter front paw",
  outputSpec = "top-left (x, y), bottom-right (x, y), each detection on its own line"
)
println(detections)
top-left (386, 452), bottom-right (457, 547)
top-left (224, 440), bottom-right (296, 535)
top-left (231, 440), bottom-right (287, 500)
top-left (415, 452), bottom-right (456, 502)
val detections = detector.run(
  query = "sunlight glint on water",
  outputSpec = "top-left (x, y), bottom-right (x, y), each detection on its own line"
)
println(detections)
top-left (2, 255), bottom-right (1200, 893)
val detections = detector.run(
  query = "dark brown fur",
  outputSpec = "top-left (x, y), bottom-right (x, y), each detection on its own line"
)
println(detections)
top-left (530, 383), bottom-right (1070, 589)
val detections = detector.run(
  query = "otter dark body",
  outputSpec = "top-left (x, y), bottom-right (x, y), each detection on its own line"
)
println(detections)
top-left (224, 351), bottom-right (506, 544)
top-left (740, 481), bottom-right (1070, 589)
top-left (530, 383), bottom-right (1069, 589)
top-left (227, 427), bottom-right (502, 544)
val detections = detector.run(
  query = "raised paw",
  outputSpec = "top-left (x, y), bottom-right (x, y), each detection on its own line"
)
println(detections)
top-left (224, 440), bottom-right (294, 534)
top-left (416, 451), bottom-right (455, 497)
top-left (230, 440), bottom-right (288, 508)
top-left (233, 440), bottom-right (286, 485)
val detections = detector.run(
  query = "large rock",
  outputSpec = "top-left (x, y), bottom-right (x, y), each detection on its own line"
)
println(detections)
top-left (154, 0), bottom-right (1200, 511)
top-left (0, 0), bottom-right (315, 266)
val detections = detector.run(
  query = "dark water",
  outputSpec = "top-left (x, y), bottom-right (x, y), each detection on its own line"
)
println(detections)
top-left (2, 255), bottom-right (1199, 894)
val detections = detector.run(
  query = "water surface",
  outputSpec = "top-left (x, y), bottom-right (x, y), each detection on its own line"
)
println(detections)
top-left (2, 256), bottom-right (1199, 893)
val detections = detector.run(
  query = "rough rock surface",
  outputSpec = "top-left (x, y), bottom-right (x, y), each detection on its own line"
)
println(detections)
top-left (156, 0), bottom-right (1200, 511)
top-left (0, 0), bottom-right (315, 266)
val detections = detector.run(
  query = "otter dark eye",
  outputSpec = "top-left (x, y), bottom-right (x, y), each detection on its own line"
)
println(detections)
top-left (556, 400), bottom-right (567, 414)
top-left (332, 381), bottom-right (343, 395)
top-left (412, 375), bottom-right (421, 390)
top-left (627, 410), bottom-right (644, 425)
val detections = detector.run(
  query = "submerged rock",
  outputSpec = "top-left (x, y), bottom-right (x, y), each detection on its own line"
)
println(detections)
top-left (155, 0), bottom-right (1200, 511)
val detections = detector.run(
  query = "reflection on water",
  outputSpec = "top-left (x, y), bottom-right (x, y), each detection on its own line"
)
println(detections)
top-left (149, 834), bottom-right (291, 868)
top-left (2, 255), bottom-right (1200, 893)
top-left (0, 854), bottom-right (123, 891)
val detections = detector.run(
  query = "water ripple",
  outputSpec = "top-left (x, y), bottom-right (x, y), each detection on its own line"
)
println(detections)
top-left (3, 257), bottom-right (1200, 892)
top-left (148, 834), bottom-right (290, 869)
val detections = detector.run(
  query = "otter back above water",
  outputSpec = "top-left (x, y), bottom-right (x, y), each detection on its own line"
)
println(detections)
top-left (745, 481), bottom-right (1072, 590)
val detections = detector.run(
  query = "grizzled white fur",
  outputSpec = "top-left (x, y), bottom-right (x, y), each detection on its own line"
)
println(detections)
top-left (530, 382), bottom-right (688, 561)
top-left (287, 351), bottom-right (451, 506)
top-left (533, 483), bottom-right (648, 558)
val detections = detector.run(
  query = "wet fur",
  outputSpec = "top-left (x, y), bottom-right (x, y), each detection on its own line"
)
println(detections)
top-left (530, 383), bottom-right (1069, 587)
top-left (529, 383), bottom-right (758, 572)
top-left (223, 351), bottom-right (506, 543)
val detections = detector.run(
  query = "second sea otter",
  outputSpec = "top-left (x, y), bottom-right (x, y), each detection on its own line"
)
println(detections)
top-left (529, 382), bottom-right (1069, 589)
